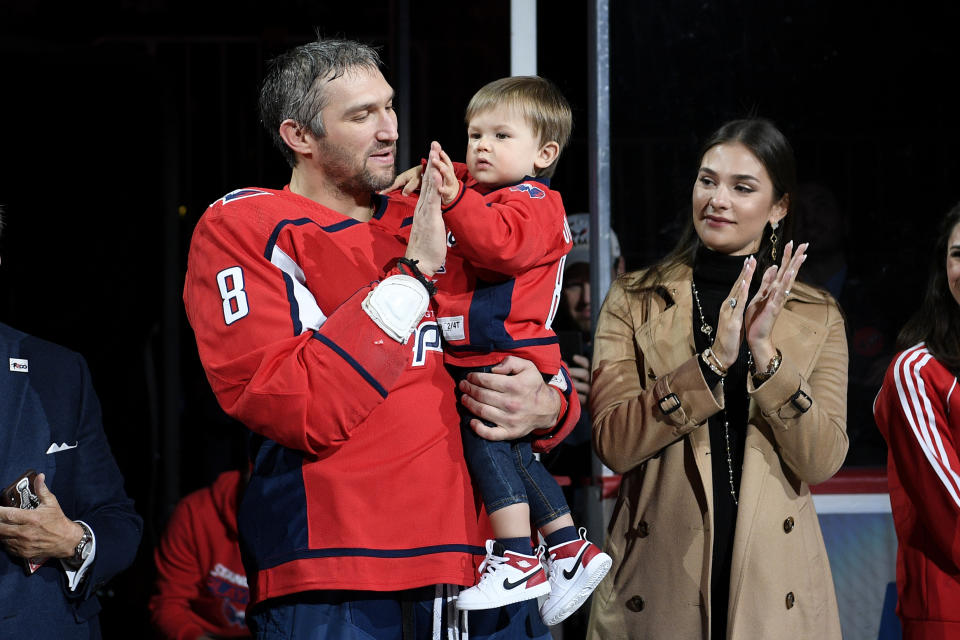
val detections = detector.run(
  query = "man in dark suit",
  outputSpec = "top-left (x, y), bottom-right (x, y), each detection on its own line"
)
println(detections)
top-left (0, 210), bottom-right (143, 638)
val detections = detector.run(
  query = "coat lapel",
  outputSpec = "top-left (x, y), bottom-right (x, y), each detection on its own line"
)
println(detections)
top-left (634, 270), bottom-right (716, 529)
top-left (634, 271), bottom-right (697, 381)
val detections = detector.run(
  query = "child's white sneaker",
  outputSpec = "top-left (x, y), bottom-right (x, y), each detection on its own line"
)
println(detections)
top-left (539, 527), bottom-right (612, 625)
top-left (456, 540), bottom-right (551, 610)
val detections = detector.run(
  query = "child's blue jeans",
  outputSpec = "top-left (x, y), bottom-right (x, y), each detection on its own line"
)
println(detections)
top-left (450, 364), bottom-right (571, 529)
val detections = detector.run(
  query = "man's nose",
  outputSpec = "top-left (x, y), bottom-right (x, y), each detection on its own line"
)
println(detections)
top-left (379, 110), bottom-right (398, 142)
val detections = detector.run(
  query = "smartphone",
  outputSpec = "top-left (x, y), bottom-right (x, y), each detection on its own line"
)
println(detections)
top-left (2, 470), bottom-right (39, 510)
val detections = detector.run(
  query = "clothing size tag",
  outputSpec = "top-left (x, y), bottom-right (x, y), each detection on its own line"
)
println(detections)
top-left (438, 316), bottom-right (466, 341)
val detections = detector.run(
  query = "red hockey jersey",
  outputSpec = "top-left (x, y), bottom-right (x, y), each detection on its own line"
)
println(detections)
top-left (874, 343), bottom-right (960, 639)
top-left (182, 186), bottom-right (578, 605)
top-left (436, 173), bottom-right (571, 373)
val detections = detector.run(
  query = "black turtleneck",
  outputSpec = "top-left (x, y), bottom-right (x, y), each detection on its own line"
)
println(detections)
top-left (691, 245), bottom-right (759, 640)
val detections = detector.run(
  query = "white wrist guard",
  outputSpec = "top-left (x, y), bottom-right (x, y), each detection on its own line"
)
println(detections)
top-left (362, 274), bottom-right (430, 344)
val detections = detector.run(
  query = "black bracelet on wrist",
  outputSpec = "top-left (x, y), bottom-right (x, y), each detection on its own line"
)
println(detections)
top-left (397, 258), bottom-right (437, 296)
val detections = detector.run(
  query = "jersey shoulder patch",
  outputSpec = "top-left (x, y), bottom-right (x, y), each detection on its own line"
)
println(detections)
top-left (509, 183), bottom-right (546, 200)
top-left (213, 188), bottom-right (274, 207)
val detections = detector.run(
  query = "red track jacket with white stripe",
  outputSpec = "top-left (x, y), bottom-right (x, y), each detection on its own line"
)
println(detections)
top-left (875, 343), bottom-right (960, 639)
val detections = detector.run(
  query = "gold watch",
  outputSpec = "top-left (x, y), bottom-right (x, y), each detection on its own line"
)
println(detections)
top-left (751, 349), bottom-right (782, 384)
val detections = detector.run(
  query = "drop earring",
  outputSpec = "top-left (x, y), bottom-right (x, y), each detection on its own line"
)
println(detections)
top-left (769, 220), bottom-right (779, 262)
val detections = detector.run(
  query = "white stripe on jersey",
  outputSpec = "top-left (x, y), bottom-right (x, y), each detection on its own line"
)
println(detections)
top-left (270, 246), bottom-right (327, 332)
top-left (893, 344), bottom-right (960, 509)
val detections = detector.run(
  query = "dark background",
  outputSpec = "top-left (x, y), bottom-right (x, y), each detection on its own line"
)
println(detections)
top-left (1, 0), bottom-right (957, 635)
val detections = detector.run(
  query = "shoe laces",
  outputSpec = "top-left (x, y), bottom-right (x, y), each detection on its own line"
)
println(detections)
top-left (477, 549), bottom-right (509, 578)
top-left (477, 544), bottom-right (543, 581)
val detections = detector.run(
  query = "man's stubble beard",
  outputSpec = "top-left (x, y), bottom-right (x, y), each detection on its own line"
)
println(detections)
top-left (318, 137), bottom-right (396, 195)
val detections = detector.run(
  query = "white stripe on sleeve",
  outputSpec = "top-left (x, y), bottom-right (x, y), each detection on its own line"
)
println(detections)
top-left (270, 246), bottom-right (328, 332)
top-left (893, 345), bottom-right (960, 509)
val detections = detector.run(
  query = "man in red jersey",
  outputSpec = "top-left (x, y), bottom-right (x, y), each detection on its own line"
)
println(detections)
top-left (182, 38), bottom-right (578, 639)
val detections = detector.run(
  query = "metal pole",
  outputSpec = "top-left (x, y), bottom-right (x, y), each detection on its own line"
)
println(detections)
top-left (394, 0), bottom-right (412, 169)
top-left (588, 0), bottom-right (612, 316)
top-left (587, 0), bottom-right (613, 541)
top-left (510, 0), bottom-right (537, 76)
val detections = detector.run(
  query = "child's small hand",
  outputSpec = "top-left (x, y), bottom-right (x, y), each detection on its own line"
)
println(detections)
top-left (429, 144), bottom-right (461, 206)
top-left (379, 164), bottom-right (424, 196)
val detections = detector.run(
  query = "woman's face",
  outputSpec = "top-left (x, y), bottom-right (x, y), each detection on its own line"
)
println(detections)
top-left (692, 142), bottom-right (787, 256)
top-left (947, 222), bottom-right (960, 307)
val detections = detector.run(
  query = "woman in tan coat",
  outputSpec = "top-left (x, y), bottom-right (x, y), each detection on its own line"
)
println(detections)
top-left (587, 119), bottom-right (847, 639)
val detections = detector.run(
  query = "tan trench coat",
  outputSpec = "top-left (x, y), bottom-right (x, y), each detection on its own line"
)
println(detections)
top-left (587, 265), bottom-right (847, 640)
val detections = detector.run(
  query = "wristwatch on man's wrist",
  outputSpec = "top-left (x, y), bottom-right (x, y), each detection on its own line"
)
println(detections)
top-left (65, 521), bottom-right (92, 569)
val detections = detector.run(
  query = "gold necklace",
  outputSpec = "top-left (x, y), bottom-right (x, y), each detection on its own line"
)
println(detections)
top-left (690, 281), bottom-right (738, 506)
top-left (691, 282), bottom-right (713, 337)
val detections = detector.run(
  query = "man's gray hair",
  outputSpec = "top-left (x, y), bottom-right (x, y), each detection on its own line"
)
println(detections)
top-left (259, 38), bottom-right (384, 168)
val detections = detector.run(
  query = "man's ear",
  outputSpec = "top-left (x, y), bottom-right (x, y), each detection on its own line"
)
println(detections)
top-left (278, 119), bottom-right (314, 159)
top-left (534, 141), bottom-right (560, 172)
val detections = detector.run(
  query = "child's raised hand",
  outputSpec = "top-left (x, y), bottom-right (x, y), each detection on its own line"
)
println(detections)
top-left (429, 145), bottom-right (460, 206)
top-left (379, 164), bottom-right (424, 196)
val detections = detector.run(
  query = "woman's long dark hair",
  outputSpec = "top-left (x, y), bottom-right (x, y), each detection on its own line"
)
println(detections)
top-left (897, 203), bottom-right (960, 376)
top-left (626, 118), bottom-right (796, 292)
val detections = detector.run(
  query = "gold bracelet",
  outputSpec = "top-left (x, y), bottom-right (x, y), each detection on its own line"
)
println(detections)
top-left (706, 348), bottom-right (728, 374)
top-left (701, 348), bottom-right (728, 377)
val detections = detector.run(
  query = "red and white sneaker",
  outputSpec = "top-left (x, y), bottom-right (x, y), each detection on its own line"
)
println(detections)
top-left (539, 527), bottom-right (612, 626)
top-left (456, 540), bottom-right (551, 610)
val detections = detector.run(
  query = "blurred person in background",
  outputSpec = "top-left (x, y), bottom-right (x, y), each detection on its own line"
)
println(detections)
top-left (150, 468), bottom-right (250, 639)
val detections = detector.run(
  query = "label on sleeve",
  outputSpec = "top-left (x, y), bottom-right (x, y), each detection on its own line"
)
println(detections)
top-left (438, 316), bottom-right (466, 341)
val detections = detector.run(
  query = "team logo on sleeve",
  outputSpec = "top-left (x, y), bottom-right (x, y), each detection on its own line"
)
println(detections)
top-left (411, 320), bottom-right (442, 367)
top-left (509, 183), bottom-right (546, 199)
top-left (214, 188), bottom-right (273, 207)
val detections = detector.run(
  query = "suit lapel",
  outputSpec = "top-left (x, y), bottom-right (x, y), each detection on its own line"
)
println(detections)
top-left (0, 340), bottom-right (32, 478)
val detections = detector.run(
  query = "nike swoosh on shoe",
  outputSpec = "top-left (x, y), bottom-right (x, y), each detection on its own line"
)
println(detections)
top-left (502, 570), bottom-right (541, 590)
top-left (562, 546), bottom-right (590, 580)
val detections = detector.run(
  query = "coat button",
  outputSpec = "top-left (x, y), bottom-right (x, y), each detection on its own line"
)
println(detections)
top-left (785, 592), bottom-right (795, 609)
top-left (627, 596), bottom-right (645, 612)
top-left (637, 521), bottom-right (650, 537)
top-left (783, 517), bottom-right (795, 533)
top-left (647, 368), bottom-right (657, 381)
